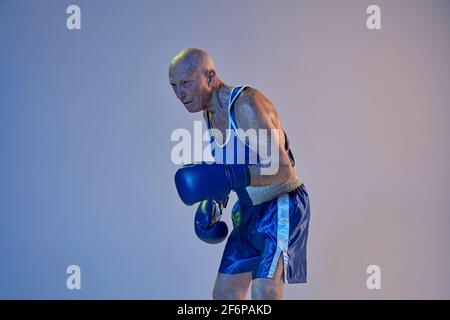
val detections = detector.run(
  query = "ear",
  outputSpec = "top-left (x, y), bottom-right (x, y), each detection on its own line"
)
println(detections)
top-left (207, 69), bottom-right (217, 87)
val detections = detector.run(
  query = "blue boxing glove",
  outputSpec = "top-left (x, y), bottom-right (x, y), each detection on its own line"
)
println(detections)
top-left (174, 163), bottom-right (250, 206)
top-left (194, 198), bottom-right (228, 244)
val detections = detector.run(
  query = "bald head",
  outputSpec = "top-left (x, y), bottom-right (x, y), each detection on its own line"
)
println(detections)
top-left (169, 48), bottom-right (216, 77)
top-left (168, 48), bottom-right (221, 113)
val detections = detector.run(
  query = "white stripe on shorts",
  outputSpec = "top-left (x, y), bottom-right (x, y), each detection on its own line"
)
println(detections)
top-left (268, 194), bottom-right (290, 283)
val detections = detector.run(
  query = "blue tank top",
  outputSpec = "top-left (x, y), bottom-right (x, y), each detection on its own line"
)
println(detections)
top-left (205, 85), bottom-right (295, 167)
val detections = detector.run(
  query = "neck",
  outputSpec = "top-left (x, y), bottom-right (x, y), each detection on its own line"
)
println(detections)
top-left (206, 80), bottom-right (231, 114)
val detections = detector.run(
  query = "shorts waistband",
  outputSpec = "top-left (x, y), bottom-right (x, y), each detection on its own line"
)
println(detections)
top-left (236, 175), bottom-right (302, 207)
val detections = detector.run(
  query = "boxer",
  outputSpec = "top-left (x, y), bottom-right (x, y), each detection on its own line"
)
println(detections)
top-left (170, 48), bottom-right (311, 300)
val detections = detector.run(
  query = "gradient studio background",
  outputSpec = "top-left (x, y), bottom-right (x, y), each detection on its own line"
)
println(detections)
top-left (1, 0), bottom-right (449, 299)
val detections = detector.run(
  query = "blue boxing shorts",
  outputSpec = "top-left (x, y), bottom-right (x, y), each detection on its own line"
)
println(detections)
top-left (218, 183), bottom-right (311, 283)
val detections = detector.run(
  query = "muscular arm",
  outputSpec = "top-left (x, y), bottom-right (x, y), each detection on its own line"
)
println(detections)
top-left (234, 88), bottom-right (295, 186)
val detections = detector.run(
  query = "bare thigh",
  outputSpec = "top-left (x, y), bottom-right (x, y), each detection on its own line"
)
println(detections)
top-left (251, 255), bottom-right (285, 300)
top-left (213, 272), bottom-right (252, 300)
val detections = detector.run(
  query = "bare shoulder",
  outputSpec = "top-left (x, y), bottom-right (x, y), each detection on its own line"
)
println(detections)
top-left (237, 87), bottom-right (268, 106)
top-left (234, 87), bottom-right (280, 128)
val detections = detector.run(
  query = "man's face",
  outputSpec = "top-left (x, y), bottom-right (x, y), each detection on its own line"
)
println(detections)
top-left (169, 64), bottom-right (211, 113)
